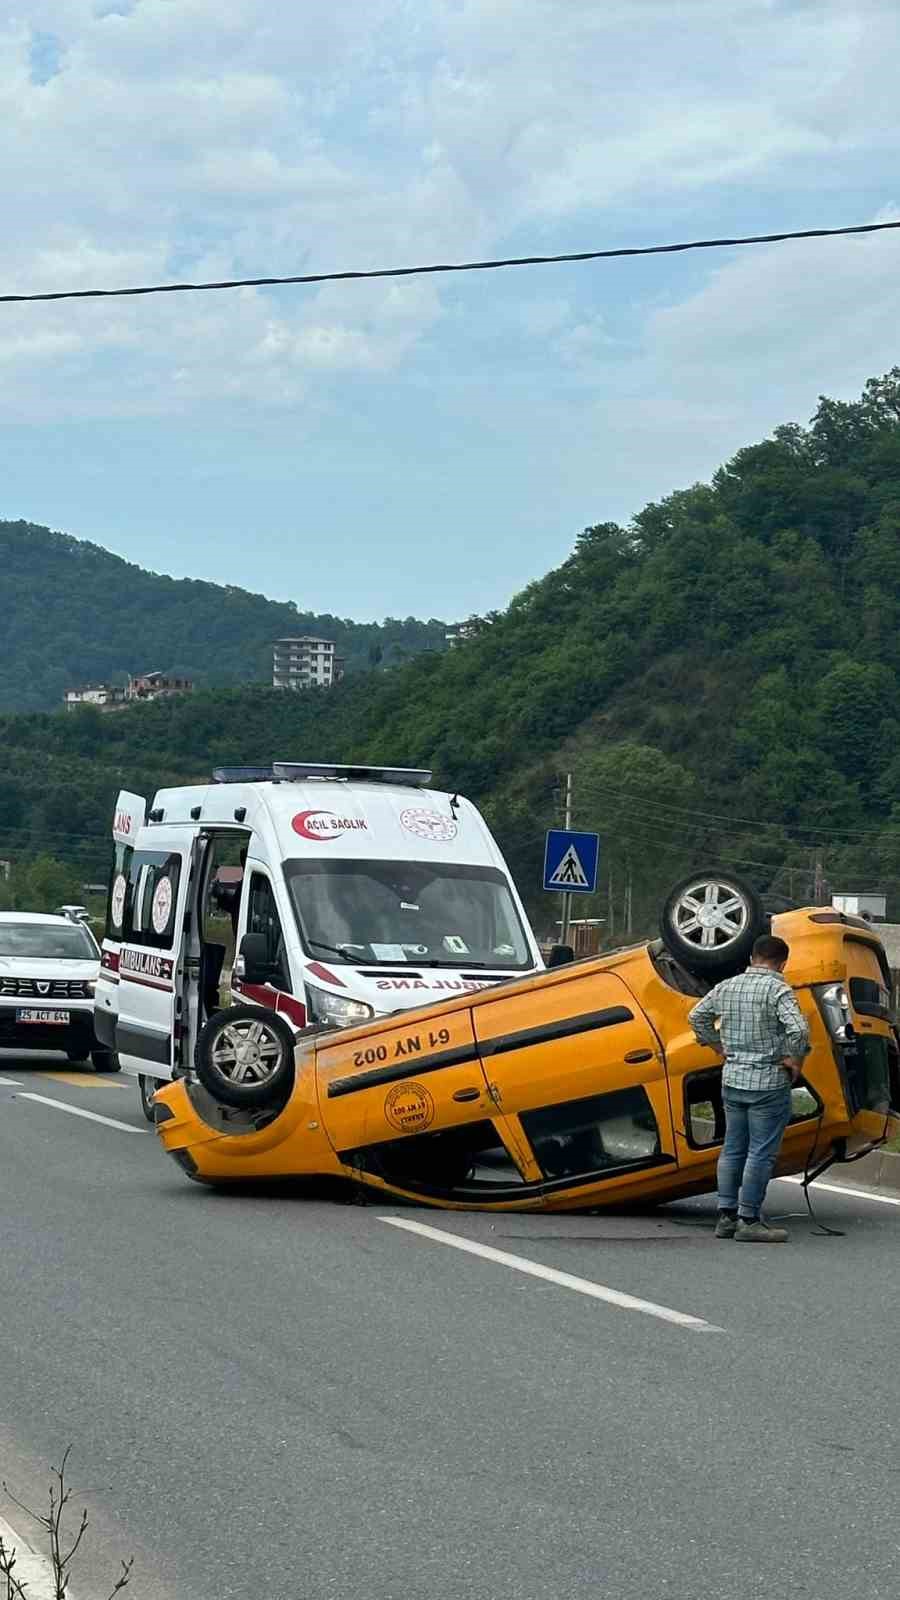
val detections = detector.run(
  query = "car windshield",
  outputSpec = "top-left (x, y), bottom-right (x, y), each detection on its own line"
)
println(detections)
top-left (0, 922), bottom-right (99, 959)
top-left (284, 858), bottom-right (532, 968)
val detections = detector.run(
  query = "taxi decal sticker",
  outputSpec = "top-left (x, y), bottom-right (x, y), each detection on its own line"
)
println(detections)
top-left (384, 1082), bottom-right (435, 1134)
top-left (399, 807), bottom-right (458, 843)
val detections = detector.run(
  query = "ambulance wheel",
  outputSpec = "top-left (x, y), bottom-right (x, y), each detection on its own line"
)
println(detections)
top-left (661, 871), bottom-right (764, 977)
top-left (91, 1048), bottom-right (121, 1073)
top-left (195, 1006), bottom-right (296, 1110)
top-left (139, 1075), bottom-right (162, 1121)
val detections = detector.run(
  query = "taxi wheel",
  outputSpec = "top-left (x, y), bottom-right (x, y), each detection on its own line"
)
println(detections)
top-left (661, 871), bottom-right (764, 977)
top-left (195, 1006), bottom-right (296, 1110)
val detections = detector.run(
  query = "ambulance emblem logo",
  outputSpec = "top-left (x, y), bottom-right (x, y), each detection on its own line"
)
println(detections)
top-left (400, 807), bottom-right (458, 843)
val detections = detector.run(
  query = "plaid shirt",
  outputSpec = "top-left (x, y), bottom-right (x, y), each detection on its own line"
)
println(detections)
top-left (688, 966), bottom-right (811, 1091)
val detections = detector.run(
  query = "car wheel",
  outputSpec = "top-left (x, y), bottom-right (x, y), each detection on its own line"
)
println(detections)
top-left (660, 871), bottom-right (764, 976)
top-left (139, 1074), bottom-right (162, 1122)
top-left (91, 1047), bottom-right (122, 1073)
top-left (194, 1005), bottom-right (296, 1110)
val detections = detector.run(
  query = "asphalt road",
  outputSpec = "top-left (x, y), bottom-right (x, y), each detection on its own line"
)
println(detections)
top-left (1, 1052), bottom-right (898, 1600)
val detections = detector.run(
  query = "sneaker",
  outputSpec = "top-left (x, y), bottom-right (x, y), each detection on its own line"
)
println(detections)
top-left (714, 1214), bottom-right (738, 1239)
top-left (735, 1218), bottom-right (788, 1244)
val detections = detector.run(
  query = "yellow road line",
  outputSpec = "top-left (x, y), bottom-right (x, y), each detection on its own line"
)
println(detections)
top-left (38, 1070), bottom-right (129, 1090)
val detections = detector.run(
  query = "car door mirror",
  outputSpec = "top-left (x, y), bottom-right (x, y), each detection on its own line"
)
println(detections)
top-left (547, 943), bottom-right (575, 968)
top-left (237, 932), bottom-right (274, 985)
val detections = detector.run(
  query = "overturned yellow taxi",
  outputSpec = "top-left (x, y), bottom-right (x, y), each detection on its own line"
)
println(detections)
top-left (154, 868), bottom-right (900, 1210)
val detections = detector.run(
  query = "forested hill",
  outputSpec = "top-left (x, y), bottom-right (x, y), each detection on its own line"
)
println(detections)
top-left (0, 519), bottom-right (447, 712)
top-left (5, 368), bottom-right (900, 934)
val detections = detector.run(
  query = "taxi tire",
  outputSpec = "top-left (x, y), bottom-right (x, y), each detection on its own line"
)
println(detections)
top-left (660, 870), bottom-right (764, 978)
top-left (195, 1005), bottom-right (296, 1110)
top-left (91, 1047), bottom-right (122, 1073)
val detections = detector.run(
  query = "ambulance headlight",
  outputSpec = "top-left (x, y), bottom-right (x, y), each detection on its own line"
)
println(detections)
top-left (814, 982), bottom-right (855, 1042)
top-left (305, 985), bottom-right (375, 1030)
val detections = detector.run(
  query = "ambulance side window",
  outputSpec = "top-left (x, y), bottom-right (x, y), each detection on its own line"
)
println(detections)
top-left (122, 851), bottom-right (182, 951)
top-left (247, 873), bottom-right (288, 987)
top-left (105, 842), bottom-right (133, 941)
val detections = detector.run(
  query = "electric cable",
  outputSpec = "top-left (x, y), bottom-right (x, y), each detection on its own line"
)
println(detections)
top-left (1, 219), bottom-right (898, 306)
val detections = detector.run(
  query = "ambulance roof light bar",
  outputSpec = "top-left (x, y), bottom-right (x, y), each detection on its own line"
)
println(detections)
top-left (212, 766), bottom-right (275, 784)
top-left (273, 762), bottom-right (432, 787)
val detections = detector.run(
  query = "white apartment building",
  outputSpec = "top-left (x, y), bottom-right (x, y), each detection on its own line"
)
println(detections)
top-left (272, 636), bottom-right (343, 690)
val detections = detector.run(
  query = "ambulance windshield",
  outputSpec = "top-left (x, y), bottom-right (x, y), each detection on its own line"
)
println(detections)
top-left (284, 859), bottom-right (532, 969)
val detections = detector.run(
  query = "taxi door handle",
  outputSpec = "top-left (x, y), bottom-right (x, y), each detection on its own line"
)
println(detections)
top-left (624, 1049), bottom-right (653, 1064)
top-left (452, 1087), bottom-right (481, 1103)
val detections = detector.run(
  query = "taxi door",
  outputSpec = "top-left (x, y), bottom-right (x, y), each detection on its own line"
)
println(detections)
top-left (471, 969), bottom-right (677, 1198)
top-left (317, 1004), bottom-right (532, 1199)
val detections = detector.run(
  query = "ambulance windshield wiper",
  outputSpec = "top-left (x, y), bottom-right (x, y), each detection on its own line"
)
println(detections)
top-left (305, 938), bottom-right (369, 961)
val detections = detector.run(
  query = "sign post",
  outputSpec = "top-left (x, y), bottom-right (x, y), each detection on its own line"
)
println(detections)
top-left (543, 778), bottom-right (600, 949)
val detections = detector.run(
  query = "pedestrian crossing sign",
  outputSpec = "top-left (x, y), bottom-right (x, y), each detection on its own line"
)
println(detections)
top-left (543, 829), bottom-right (600, 895)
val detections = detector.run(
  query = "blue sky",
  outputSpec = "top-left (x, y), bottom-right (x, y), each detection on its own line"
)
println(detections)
top-left (2, 0), bottom-right (899, 621)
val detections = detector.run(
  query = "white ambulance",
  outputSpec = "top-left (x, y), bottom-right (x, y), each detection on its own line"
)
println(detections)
top-left (95, 763), bottom-right (542, 1118)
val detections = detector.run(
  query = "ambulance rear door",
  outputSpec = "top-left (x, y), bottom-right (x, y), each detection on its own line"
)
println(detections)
top-left (116, 827), bottom-right (204, 1080)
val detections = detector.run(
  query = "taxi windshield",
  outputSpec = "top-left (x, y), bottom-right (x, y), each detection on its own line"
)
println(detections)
top-left (284, 858), bottom-right (532, 968)
top-left (0, 921), bottom-right (99, 959)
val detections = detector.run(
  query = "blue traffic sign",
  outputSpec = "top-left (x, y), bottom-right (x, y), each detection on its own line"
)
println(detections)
top-left (543, 829), bottom-right (600, 895)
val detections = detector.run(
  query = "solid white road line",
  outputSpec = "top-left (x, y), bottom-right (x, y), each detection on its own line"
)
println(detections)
top-left (17, 1092), bottom-right (147, 1134)
top-left (776, 1174), bottom-right (900, 1208)
top-left (0, 1074), bottom-right (22, 1086)
top-left (380, 1216), bottom-right (724, 1333)
top-left (0, 1513), bottom-right (58, 1599)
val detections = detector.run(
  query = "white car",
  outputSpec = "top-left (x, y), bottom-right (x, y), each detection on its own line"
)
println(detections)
top-left (0, 912), bottom-right (117, 1070)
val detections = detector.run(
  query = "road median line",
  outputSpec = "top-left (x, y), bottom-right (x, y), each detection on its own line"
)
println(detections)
top-left (380, 1215), bottom-right (725, 1332)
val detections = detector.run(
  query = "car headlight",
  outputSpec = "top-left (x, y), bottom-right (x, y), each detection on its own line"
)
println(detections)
top-left (85, 980), bottom-right (96, 996)
top-left (305, 984), bottom-right (375, 1030)
top-left (814, 982), bottom-right (855, 1042)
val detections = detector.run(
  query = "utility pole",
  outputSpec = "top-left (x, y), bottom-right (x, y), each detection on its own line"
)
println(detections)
top-left (814, 855), bottom-right (825, 905)
top-left (560, 771), bottom-right (573, 947)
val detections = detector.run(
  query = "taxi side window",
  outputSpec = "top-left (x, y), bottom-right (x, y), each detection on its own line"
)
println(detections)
top-left (683, 1068), bottom-right (821, 1149)
top-left (521, 1086), bottom-right (661, 1181)
top-left (122, 850), bottom-right (181, 950)
top-left (247, 873), bottom-right (288, 987)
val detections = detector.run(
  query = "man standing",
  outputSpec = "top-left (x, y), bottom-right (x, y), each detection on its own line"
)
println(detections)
top-left (689, 934), bottom-right (810, 1243)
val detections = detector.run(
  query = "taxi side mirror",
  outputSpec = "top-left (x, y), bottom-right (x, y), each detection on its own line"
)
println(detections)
top-left (547, 943), bottom-right (575, 968)
top-left (237, 932), bottom-right (275, 985)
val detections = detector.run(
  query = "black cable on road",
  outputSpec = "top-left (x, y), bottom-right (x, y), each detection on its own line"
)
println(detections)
top-left (1, 218), bottom-right (899, 306)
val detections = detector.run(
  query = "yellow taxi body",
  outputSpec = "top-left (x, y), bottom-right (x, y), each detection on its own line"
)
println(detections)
top-left (155, 908), bottom-right (900, 1210)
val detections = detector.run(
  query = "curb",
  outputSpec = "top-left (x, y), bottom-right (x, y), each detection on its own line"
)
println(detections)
top-left (0, 1513), bottom-right (60, 1599)
top-left (829, 1147), bottom-right (900, 1196)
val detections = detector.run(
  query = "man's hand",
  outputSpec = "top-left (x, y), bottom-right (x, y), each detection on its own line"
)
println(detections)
top-left (783, 1056), bottom-right (803, 1083)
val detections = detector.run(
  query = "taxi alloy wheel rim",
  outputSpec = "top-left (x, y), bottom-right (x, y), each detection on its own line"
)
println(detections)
top-left (212, 1018), bottom-right (284, 1085)
top-left (673, 878), bottom-right (749, 950)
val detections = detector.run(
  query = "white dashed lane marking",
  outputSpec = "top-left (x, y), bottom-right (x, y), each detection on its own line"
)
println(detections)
top-left (17, 1093), bottom-right (148, 1134)
top-left (380, 1215), bottom-right (725, 1333)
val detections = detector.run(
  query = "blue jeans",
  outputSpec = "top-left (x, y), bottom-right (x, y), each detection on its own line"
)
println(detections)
top-left (716, 1084), bottom-right (792, 1220)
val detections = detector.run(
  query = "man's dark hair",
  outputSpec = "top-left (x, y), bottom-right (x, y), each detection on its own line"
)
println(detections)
top-left (752, 933), bottom-right (790, 964)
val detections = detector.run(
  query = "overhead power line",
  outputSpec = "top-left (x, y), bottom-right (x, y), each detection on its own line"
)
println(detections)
top-left (2, 219), bottom-right (899, 307)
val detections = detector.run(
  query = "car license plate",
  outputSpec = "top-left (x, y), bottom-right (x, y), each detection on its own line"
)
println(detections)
top-left (16, 1008), bottom-right (70, 1025)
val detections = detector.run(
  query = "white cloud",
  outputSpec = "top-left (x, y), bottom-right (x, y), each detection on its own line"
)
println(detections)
top-left (0, 0), bottom-right (898, 432)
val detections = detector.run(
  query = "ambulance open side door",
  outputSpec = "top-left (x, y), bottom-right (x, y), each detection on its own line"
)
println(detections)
top-left (116, 828), bottom-right (208, 1081)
